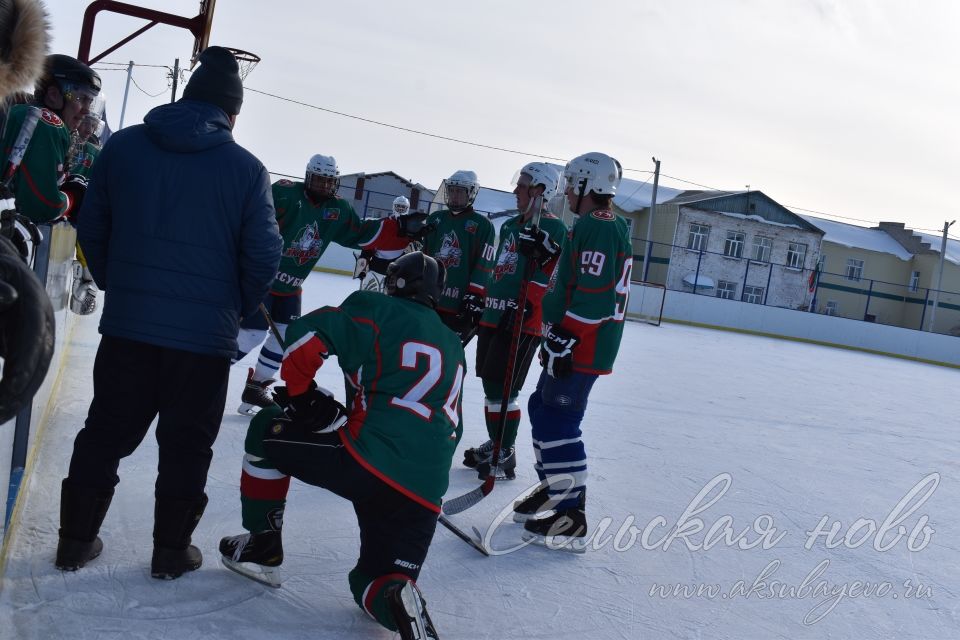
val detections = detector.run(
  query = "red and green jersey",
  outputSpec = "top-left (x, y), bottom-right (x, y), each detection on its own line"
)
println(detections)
top-left (0, 105), bottom-right (71, 223)
top-left (541, 208), bottom-right (632, 375)
top-left (271, 180), bottom-right (408, 295)
top-left (480, 212), bottom-right (567, 335)
top-left (281, 291), bottom-right (465, 512)
top-left (421, 207), bottom-right (495, 315)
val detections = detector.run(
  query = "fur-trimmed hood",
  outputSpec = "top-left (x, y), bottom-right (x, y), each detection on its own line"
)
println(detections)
top-left (0, 0), bottom-right (49, 100)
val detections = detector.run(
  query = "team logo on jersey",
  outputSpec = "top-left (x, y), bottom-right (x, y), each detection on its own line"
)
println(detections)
top-left (40, 109), bottom-right (62, 127)
top-left (277, 179), bottom-right (294, 186)
top-left (284, 222), bottom-right (324, 265)
top-left (591, 209), bottom-right (615, 221)
top-left (493, 233), bottom-right (518, 282)
top-left (323, 208), bottom-right (339, 220)
top-left (435, 231), bottom-right (462, 269)
top-left (464, 220), bottom-right (478, 234)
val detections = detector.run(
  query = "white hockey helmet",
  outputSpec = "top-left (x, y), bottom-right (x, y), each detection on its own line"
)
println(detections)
top-left (444, 169), bottom-right (479, 213)
top-left (513, 162), bottom-right (560, 201)
top-left (392, 195), bottom-right (410, 215)
top-left (563, 152), bottom-right (622, 197)
top-left (305, 154), bottom-right (340, 198)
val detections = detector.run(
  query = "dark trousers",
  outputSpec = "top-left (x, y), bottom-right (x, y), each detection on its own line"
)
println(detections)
top-left (262, 425), bottom-right (438, 581)
top-left (66, 335), bottom-right (230, 499)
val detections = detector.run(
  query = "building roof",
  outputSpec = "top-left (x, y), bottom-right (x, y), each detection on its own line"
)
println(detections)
top-left (800, 215), bottom-right (914, 261)
top-left (613, 176), bottom-right (685, 212)
top-left (669, 190), bottom-right (823, 234)
top-left (916, 232), bottom-right (960, 266)
top-left (340, 170), bottom-right (433, 193)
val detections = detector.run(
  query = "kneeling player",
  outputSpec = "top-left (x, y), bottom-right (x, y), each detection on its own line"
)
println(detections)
top-left (220, 252), bottom-right (463, 639)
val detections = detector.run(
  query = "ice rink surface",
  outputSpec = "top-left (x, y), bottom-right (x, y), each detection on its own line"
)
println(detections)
top-left (1, 271), bottom-right (958, 639)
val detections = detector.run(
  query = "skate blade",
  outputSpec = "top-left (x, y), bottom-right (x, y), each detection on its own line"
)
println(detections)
top-left (237, 403), bottom-right (262, 417)
top-left (521, 530), bottom-right (587, 554)
top-left (398, 582), bottom-right (430, 639)
top-left (222, 557), bottom-right (282, 587)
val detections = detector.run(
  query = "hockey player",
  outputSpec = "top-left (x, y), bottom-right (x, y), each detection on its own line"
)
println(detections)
top-left (513, 152), bottom-right (632, 551)
top-left (69, 109), bottom-right (104, 179)
top-left (461, 162), bottom-right (566, 480)
top-left (420, 169), bottom-right (495, 344)
top-left (236, 155), bottom-right (427, 415)
top-left (0, 54), bottom-right (98, 225)
top-left (220, 252), bottom-right (459, 639)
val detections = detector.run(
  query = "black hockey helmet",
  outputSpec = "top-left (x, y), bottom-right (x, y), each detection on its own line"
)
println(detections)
top-left (384, 251), bottom-right (445, 309)
top-left (40, 54), bottom-right (101, 95)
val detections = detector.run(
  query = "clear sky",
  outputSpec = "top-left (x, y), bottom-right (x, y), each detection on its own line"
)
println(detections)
top-left (45, 0), bottom-right (959, 235)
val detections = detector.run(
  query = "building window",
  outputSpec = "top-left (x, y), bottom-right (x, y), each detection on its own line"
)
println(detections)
top-left (717, 280), bottom-right (737, 300)
top-left (909, 271), bottom-right (920, 292)
top-left (845, 258), bottom-right (864, 282)
top-left (742, 285), bottom-right (764, 304)
top-left (786, 243), bottom-right (807, 269)
top-left (825, 300), bottom-right (838, 316)
top-left (687, 223), bottom-right (709, 251)
top-left (724, 231), bottom-right (745, 258)
top-left (751, 236), bottom-right (772, 262)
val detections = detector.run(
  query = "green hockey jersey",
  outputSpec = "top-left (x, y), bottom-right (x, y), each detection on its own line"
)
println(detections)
top-left (271, 180), bottom-right (407, 295)
top-left (0, 105), bottom-right (71, 223)
top-left (421, 208), bottom-right (495, 315)
top-left (480, 212), bottom-right (567, 335)
top-left (541, 208), bottom-right (632, 375)
top-left (281, 291), bottom-right (465, 512)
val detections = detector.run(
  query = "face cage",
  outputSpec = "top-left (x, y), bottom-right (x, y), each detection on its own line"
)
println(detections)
top-left (305, 173), bottom-right (340, 198)
top-left (393, 203), bottom-right (409, 215)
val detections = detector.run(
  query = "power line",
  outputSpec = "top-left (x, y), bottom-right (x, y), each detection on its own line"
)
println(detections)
top-left (129, 71), bottom-right (170, 98)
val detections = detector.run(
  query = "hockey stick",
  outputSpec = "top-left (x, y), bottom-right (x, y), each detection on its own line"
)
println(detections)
top-left (442, 208), bottom-right (544, 516)
top-left (1, 106), bottom-right (41, 192)
top-left (438, 514), bottom-right (489, 556)
top-left (259, 302), bottom-right (285, 347)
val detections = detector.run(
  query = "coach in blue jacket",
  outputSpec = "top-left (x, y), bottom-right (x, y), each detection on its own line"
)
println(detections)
top-left (57, 47), bottom-right (282, 580)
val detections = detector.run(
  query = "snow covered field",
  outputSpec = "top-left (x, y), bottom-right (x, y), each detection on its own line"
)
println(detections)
top-left (1, 271), bottom-right (958, 640)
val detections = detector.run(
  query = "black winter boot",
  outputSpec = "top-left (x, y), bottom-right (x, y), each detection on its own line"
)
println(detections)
top-left (151, 494), bottom-right (208, 579)
top-left (55, 480), bottom-right (114, 571)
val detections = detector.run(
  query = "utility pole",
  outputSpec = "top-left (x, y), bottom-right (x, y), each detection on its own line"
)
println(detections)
top-left (118, 61), bottom-right (134, 129)
top-left (642, 157), bottom-right (661, 282)
top-left (927, 219), bottom-right (956, 332)
top-left (170, 58), bottom-right (180, 103)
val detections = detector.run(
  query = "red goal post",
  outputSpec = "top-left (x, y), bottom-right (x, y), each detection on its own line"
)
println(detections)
top-left (627, 281), bottom-right (666, 326)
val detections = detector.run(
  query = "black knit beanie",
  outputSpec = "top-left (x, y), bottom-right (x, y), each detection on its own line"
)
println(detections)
top-left (182, 46), bottom-right (243, 115)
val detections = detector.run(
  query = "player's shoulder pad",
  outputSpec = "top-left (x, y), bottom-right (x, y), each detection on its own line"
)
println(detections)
top-left (39, 108), bottom-right (63, 127)
top-left (274, 179), bottom-right (299, 188)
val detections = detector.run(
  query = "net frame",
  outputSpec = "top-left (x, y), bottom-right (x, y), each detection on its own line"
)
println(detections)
top-left (225, 47), bottom-right (261, 81)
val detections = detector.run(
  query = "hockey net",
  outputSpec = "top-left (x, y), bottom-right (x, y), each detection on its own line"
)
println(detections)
top-left (629, 281), bottom-right (666, 326)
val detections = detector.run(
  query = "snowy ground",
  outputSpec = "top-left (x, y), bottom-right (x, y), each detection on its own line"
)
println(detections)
top-left (1, 271), bottom-right (958, 640)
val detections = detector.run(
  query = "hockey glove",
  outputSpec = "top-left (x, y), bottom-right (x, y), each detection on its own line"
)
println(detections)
top-left (461, 292), bottom-right (485, 324)
top-left (60, 175), bottom-right (88, 225)
top-left (69, 260), bottom-right (98, 315)
top-left (518, 225), bottom-right (561, 269)
top-left (540, 326), bottom-right (578, 379)
top-left (281, 382), bottom-right (349, 434)
top-left (397, 212), bottom-right (434, 240)
top-left (497, 298), bottom-right (533, 332)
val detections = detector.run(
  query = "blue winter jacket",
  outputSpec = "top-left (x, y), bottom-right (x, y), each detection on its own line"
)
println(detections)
top-left (78, 100), bottom-right (281, 358)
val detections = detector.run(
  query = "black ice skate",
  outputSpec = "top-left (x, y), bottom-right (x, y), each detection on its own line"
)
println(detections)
top-left (521, 497), bottom-right (587, 554)
top-left (387, 580), bottom-right (440, 640)
top-left (462, 439), bottom-right (493, 468)
top-left (474, 446), bottom-right (516, 480)
top-left (237, 368), bottom-right (275, 416)
top-left (512, 483), bottom-right (552, 523)
top-left (219, 531), bottom-right (283, 588)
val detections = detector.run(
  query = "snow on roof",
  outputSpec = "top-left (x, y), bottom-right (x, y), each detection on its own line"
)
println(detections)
top-left (614, 176), bottom-right (684, 213)
top-left (682, 273), bottom-right (715, 288)
top-left (916, 232), bottom-right (960, 266)
top-left (718, 211), bottom-right (801, 230)
top-left (799, 215), bottom-right (913, 261)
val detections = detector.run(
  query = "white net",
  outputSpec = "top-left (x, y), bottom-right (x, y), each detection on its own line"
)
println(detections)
top-left (629, 281), bottom-right (666, 326)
